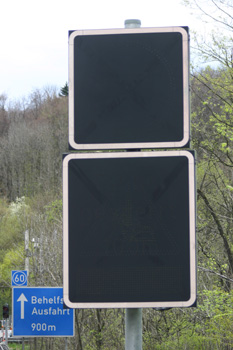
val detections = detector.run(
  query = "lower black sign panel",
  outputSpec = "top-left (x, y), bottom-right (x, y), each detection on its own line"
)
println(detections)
top-left (63, 151), bottom-right (196, 308)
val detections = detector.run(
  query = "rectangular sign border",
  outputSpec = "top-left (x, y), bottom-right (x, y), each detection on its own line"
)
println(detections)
top-left (63, 150), bottom-right (196, 308)
top-left (12, 287), bottom-right (75, 337)
top-left (68, 26), bottom-right (190, 150)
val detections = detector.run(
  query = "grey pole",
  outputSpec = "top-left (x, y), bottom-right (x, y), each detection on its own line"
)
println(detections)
top-left (25, 229), bottom-right (30, 274)
top-left (5, 318), bottom-right (8, 346)
top-left (65, 337), bottom-right (68, 350)
top-left (23, 229), bottom-right (30, 350)
top-left (125, 308), bottom-right (142, 350)
top-left (124, 19), bottom-right (141, 29)
top-left (124, 18), bottom-right (142, 350)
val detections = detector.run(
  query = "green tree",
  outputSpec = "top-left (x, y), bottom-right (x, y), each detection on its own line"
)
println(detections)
top-left (59, 82), bottom-right (68, 97)
top-left (0, 245), bottom-right (25, 312)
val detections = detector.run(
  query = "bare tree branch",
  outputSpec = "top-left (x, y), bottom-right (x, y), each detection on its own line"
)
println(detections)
top-left (197, 188), bottom-right (233, 273)
top-left (198, 266), bottom-right (233, 283)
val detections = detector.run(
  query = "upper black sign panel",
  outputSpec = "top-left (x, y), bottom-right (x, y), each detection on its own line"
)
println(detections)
top-left (69, 27), bottom-right (189, 150)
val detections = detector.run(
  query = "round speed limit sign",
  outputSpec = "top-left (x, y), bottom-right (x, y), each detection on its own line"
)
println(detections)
top-left (12, 270), bottom-right (28, 286)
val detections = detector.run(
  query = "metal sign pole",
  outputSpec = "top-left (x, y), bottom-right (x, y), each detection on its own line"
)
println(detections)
top-left (125, 308), bottom-right (142, 350)
top-left (123, 18), bottom-right (143, 350)
top-left (5, 318), bottom-right (8, 346)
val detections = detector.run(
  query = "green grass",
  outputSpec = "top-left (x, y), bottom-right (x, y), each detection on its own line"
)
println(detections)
top-left (8, 343), bottom-right (30, 350)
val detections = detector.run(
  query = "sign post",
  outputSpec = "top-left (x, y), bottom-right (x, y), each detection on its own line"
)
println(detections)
top-left (66, 21), bottom-right (195, 350)
top-left (13, 287), bottom-right (74, 337)
top-left (3, 303), bottom-right (9, 346)
top-left (125, 308), bottom-right (142, 350)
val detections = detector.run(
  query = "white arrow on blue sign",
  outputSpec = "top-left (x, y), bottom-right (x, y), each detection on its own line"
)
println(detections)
top-left (13, 287), bottom-right (74, 337)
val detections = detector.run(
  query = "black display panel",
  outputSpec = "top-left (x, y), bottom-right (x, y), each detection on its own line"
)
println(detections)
top-left (69, 28), bottom-right (190, 149)
top-left (63, 151), bottom-right (196, 307)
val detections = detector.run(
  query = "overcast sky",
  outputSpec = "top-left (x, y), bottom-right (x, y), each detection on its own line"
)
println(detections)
top-left (1, 0), bottom-right (205, 101)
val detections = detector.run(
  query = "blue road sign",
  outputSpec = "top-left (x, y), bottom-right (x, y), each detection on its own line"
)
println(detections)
top-left (13, 287), bottom-right (74, 337)
top-left (12, 270), bottom-right (28, 286)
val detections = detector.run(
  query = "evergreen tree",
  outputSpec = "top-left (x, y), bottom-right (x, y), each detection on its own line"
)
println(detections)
top-left (59, 82), bottom-right (68, 97)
